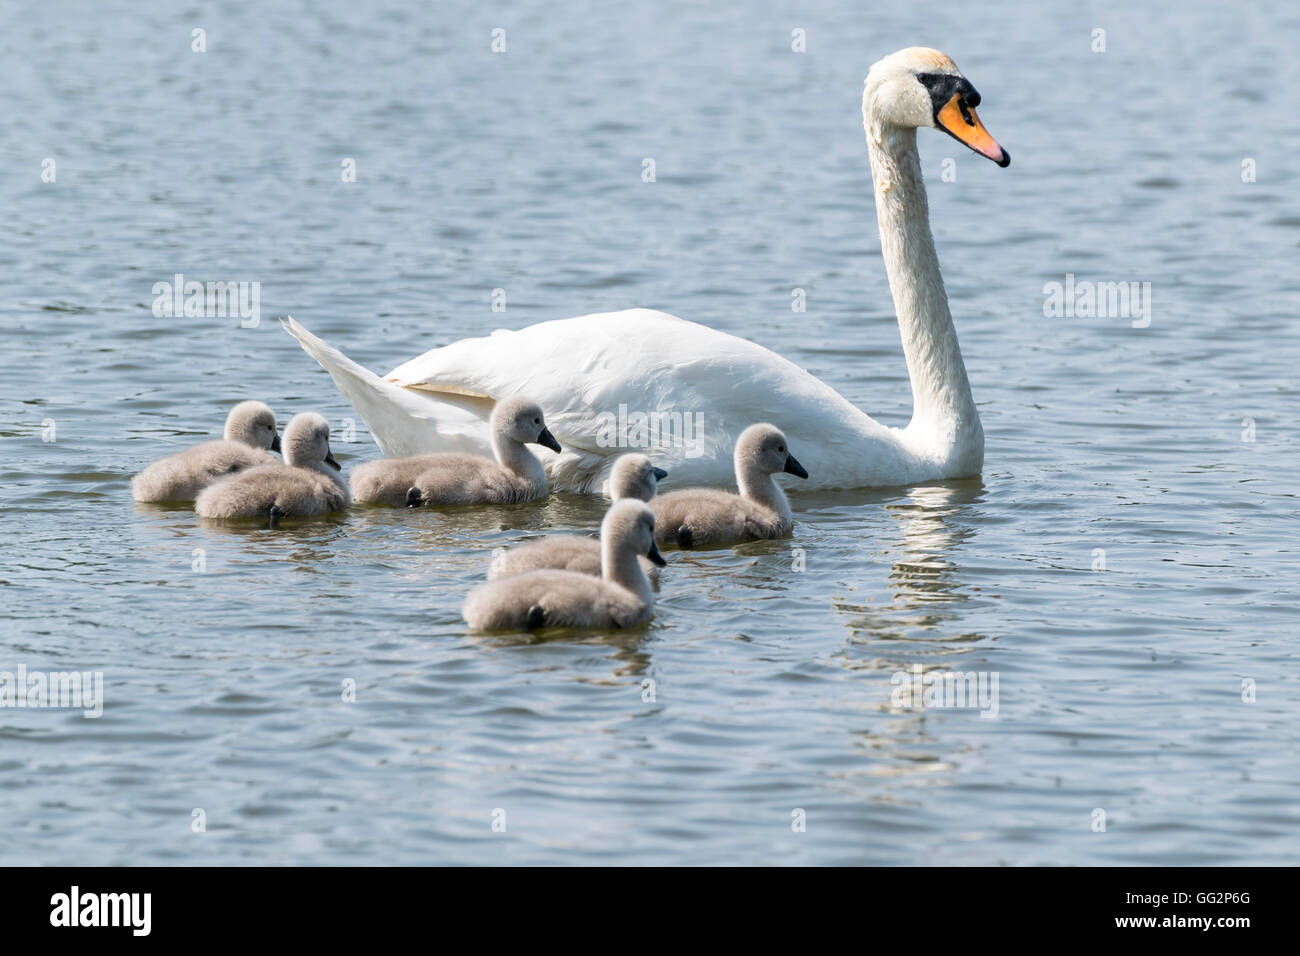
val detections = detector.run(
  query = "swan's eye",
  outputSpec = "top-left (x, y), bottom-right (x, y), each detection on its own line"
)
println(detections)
top-left (533, 417), bottom-right (540, 424)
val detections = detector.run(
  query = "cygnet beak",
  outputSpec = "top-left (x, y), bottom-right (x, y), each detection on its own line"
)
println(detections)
top-left (536, 427), bottom-right (562, 453)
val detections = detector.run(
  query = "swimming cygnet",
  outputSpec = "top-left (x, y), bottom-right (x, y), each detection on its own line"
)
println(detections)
top-left (195, 412), bottom-right (350, 522)
top-left (131, 401), bottom-right (281, 502)
top-left (353, 396), bottom-right (560, 507)
top-left (464, 499), bottom-right (666, 630)
top-left (487, 453), bottom-right (668, 581)
top-left (651, 423), bottom-right (807, 548)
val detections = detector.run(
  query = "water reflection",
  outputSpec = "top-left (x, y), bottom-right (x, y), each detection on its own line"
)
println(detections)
top-left (469, 627), bottom-right (652, 679)
top-left (829, 480), bottom-right (986, 638)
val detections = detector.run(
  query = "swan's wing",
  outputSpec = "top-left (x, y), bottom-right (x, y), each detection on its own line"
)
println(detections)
top-left (286, 309), bottom-right (893, 491)
top-left (384, 309), bottom-right (869, 473)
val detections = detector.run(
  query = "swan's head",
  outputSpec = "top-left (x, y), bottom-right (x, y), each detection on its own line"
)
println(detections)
top-left (225, 400), bottom-right (281, 452)
top-left (604, 499), bottom-right (667, 567)
top-left (493, 396), bottom-right (562, 452)
top-left (863, 47), bottom-right (1009, 167)
top-left (283, 412), bottom-right (340, 471)
top-left (736, 424), bottom-right (808, 479)
top-left (609, 453), bottom-right (668, 503)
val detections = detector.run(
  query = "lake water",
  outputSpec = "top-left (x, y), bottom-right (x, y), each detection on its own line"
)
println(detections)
top-left (2, 0), bottom-right (1297, 865)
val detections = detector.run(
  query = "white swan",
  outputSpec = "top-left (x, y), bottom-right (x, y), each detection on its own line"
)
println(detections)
top-left (283, 47), bottom-right (1008, 492)
top-left (463, 499), bottom-right (666, 631)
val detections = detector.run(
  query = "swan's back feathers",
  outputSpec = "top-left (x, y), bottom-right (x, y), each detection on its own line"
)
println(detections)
top-left (284, 310), bottom-right (910, 490)
top-left (385, 310), bottom-right (783, 463)
top-left (383, 309), bottom-right (871, 481)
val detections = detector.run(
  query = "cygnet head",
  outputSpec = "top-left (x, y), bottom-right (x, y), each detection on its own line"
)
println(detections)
top-left (863, 47), bottom-right (1009, 167)
top-left (225, 401), bottom-right (280, 452)
top-left (604, 499), bottom-right (667, 567)
top-left (735, 424), bottom-right (808, 479)
top-left (492, 396), bottom-right (561, 452)
top-left (609, 453), bottom-right (668, 502)
top-left (282, 412), bottom-right (340, 471)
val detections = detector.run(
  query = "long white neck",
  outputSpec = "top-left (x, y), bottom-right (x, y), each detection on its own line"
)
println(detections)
top-left (492, 434), bottom-right (547, 494)
top-left (865, 119), bottom-right (981, 456)
top-left (602, 535), bottom-right (653, 606)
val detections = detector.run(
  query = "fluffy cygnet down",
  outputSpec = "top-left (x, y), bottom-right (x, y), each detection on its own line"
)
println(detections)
top-left (350, 397), bottom-right (560, 507)
top-left (651, 423), bottom-right (807, 548)
top-left (487, 454), bottom-right (668, 581)
top-left (195, 412), bottom-right (349, 522)
top-left (463, 499), bottom-right (666, 631)
top-left (131, 401), bottom-right (280, 502)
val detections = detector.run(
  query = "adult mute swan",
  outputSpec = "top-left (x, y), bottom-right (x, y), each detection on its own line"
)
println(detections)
top-left (284, 47), bottom-right (1008, 492)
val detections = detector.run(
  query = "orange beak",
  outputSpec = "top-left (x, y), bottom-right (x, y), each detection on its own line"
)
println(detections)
top-left (936, 94), bottom-right (1010, 167)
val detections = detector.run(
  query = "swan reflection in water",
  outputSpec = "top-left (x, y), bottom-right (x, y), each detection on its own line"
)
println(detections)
top-left (825, 480), bottom-right (1000, 788)
top-left (831, 479), bottom-right (989, 651)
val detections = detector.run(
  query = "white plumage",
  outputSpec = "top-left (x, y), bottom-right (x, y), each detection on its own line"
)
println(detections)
top-left (282, 46), bottom-right (1008, 493)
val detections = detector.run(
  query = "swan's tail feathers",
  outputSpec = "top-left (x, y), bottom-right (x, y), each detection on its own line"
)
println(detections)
top-left (282, 316), bottom-right (390, 396)
top-left (281, 317), bottom-right (493, 458)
